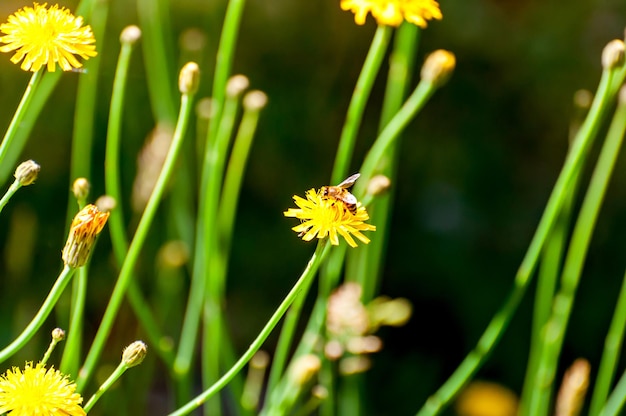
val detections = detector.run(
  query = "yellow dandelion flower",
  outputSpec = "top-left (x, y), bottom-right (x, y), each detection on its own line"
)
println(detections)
top-left (284, 188), bottom-right (376, 248)
top-left (0, 362), bottom-right (85, 416)
top-left (0, 3), bottom-right (97, 72)
top-left (62, 203), bottom-right (110, 268)
top-left (341, 0), bottom-right (442, 28)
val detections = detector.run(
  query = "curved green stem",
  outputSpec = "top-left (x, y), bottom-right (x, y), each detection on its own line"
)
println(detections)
top-left (0, 179), bottom-right (22, 214)
top-left (416, 63), bottom-right (624, 416)
top-left (0, 265), bottom-right (75, 364)
top-left (0, 70), bottom-right (43, 172)
top-left (83, 361), bottom-right (128, 412)
top-left (76, 90), bottom-right (196, 391)
top-left (330, 24), bottom-right (392, 185)
top-left (169, 242), bottom-right (330, 416)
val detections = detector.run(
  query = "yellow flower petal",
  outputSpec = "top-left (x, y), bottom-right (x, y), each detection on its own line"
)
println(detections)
top-left (284, 188), bottom-right (376, 248)
top-left (340, 0), bottom-right (442, 28)
top-left (0, 362), bottom-right (85, 416)
top-left (0, 3), bottom-right (97, 72)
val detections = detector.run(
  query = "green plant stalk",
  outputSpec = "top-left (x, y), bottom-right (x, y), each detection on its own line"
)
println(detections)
top-left (206, 0), bottom-right (247, 146)
top-left (61, 0), bottom-right (109, 376)
top-left (99, 23), bottom-right (176, 372)
top-left (347, 22), bottom-right (419, 303)
top-left (338, 375), bottom-right (362, 416)
top-left (60, 266), bottom-right (87, 376)
top-left (330, 24), bottom-right (392, 185)
top-left (582, 92), bottom-right (626, 416)
top-left (0, 265), bottom-right (75, 364)
top-left (0, 70), bottom-right (43, 173)
top-left (76, 89), bottom-right (196, 391)
top-left (137, 0), bottom-right (177, 125)
top-left (202, 91), bottom-right (244, 416)
top-left (591, 268), bottom-right (626, 415)
top-left (518, 175), bottom-right (577, 415)
top-left (174, 0), bottom-right (247, 378)
top-left (168, 241), bottom-right (330, 416)
top-left (0, 0), bottom-right (97, 183)
top-left (416, 63), bottom-right (623, 416)
top-left (0, 179), bottom-right (23, 214)
top-left (83, 361), bottom-right (128, 412)
top-left (526, 83), bottom-right (626, 416)
top-left (599, 368), bottom-right (626, 416)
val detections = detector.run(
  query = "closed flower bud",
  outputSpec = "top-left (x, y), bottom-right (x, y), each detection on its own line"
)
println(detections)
top-left (601, 40), bottom-right (625, 70)
top-left (243, 90), bottom-right (268, 111)
top-left (421, 49), bottom-right (456, 87)
top-left (14, 160), bottom-right (40, 186)
top-left (72, 178), bottom-right (90, 202)
top-left (120, 25), bottom-right (141, 45)
top-left (122, 341), bottom-right (148, 368)
top-left (289, 354), bottom-right (321, 386)
top-left (62, 204), bottom-right (109, 268)
top-left (226, 74), bottom-right (249, 98)
top-left (367, 174), bottom-right (391, 196)
top-left (52, 328), bottom-right (66, 342)
top-left (179, 62), bottom-right (200, 95)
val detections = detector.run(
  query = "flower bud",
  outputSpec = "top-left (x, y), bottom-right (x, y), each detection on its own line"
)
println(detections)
top-left (243, 90), bottom-right (268, 111)
top-left (52, 328), bottom-right (66, 342)
top-left (62, 204), bottom-right (110, 268)
top-left (179, 62), bottom-right (200, 95)
top-left (95, 195), bottom-right (116, 213)
top-left (421, 49), bottom-right (456, 87)
top-left (72, 178), bottom-right (90, 202)
top-left (14, 160), bottom-right (40, 186)
top-left (602, 39), bottom-right (625, 70)
top-left (120, 25), bottom-right (141, 45)
top-left (122, 340), bottom-right (148, 368)
top-left (226, 74), bottom-right (249, 98)
top-left (367, 174), bottom-right (391, 196)
top-left (289, 354), bottom-right (321, 385)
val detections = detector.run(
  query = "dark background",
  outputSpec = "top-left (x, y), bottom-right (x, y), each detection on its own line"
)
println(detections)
top-left (0, 0), bottom-right (626, 414)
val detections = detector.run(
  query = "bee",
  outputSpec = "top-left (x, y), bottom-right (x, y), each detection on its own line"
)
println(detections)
top-left (321, 173), bottom-right (360, 214)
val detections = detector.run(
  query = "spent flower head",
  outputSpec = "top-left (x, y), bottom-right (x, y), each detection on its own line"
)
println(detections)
top-left (284, 188), bottom-right (375, 248)
top-left (0, 3), bottom-right (97, 72)
top-left (0, 362), bottom-right (85, 415)
top-left (341, 0), bottom-right (442, 28)
top-left (62, 204), bottom-right (109, 268)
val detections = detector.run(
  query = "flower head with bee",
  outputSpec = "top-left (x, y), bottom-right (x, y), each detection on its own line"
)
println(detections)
top-left (284, 174), bottom-right (376, 248)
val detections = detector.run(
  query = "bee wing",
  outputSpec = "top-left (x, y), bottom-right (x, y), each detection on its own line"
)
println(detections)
top-left (337, 173), bottom-right (360, 189)
top-left (343, 192), bottom-right (358, 205)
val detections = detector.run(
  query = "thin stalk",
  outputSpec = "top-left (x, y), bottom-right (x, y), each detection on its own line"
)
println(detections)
top-left (599, 368), bottom-right (626, 416)
top-left (330, 24), bottom-right (392, 185)
top-left (416, 62), bottom-right (624, 416)
top-left (76, 89), bottom-right (196, 391)
top-left (526, 83), bottom-right (626, 416)
top-left (168, 242), bottom-right (330, 416)
top-left (0, 265), bottom-right (75, 364)
top-left (174, 0), bottom-right (247, 378)
top-left (0, 70), bottom-right (44, 171)
top-left (83, 361), bottom-right (128, 413)
top-left (0, 179), bottom-right (23, 213)
top-left (348, 21), bottom-right (419, 302)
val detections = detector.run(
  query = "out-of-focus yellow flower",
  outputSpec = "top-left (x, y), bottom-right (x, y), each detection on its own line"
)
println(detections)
top-left (0, 3), bottom-right (97, 72)
top-left (341, 0), bottom-right (442, 28)
top-left (62, 204), bottom-right (109, 268)
top-left (284, 188), bottom-right (376, 248)
top-left (0, 362), bottom-right (85, 416)
top-left (456, 381), bottom-right (518, 416)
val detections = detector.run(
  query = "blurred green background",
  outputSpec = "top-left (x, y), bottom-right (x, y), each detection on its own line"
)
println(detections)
top-left (1, 0), bottom-right (626, 414)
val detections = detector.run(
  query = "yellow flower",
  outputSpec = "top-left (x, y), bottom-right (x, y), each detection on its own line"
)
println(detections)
top-left (0, 362), bottom-right (85, 416)
top-left (62, 204), bottom-right (110, 268)
top-left (284, 188), bottom-right (376, 248)
top-left (0, 3), bottom-right (97, 72)
top-left (341, 0), bottom-right (442, 28)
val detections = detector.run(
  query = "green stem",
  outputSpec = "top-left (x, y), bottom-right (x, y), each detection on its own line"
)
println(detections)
top-left (83, 361), bottom-right (128, 412)
top-left (174, 0), bottom-right (247, 380)
top-left (76, 90), bottom-right (196, 391)
top-left (330, 24), bottom-right (392, 185)
top-left (416, 63), bottom-right (623, 416)
top-left (0, 180), bottom-right (22, 214)
top-left (599, 368), bottom-right (626, 416)
top-left (168, 242), bottom-right (330, 416)
top-left (0, 265), bottom-right (75, 364)
top-left (527, 80), bottom-right (626, 416)
top-left (0, 70), bottom-right (43, 171)
top-left (60, 266), bottom-right (87, 376)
